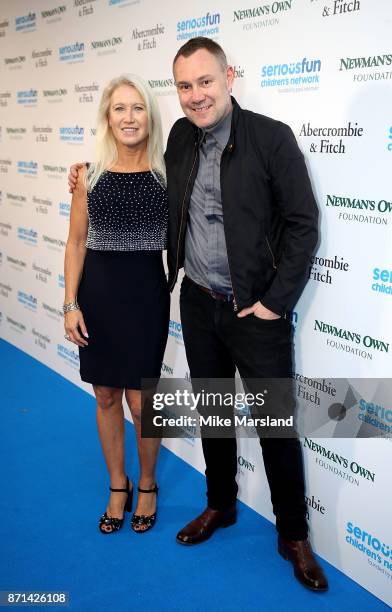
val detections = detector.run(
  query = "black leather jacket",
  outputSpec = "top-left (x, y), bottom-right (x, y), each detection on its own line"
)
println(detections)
top-left (165, 97), bottom-right (318, 316)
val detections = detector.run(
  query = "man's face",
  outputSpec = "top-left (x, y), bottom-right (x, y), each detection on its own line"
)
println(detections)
top-left (173, 48), bottom-right (234, 129)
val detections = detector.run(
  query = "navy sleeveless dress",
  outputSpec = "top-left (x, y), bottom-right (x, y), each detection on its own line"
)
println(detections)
top-left (77, 170), bottom-right (170, 389)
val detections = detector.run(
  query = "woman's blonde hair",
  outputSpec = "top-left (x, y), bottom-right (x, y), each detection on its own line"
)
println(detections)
top-left (87, 74), bottom-right (166, 190)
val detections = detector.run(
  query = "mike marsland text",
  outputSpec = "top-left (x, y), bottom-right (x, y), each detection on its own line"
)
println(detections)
top-left (152, 415), bottom-right (294, 428)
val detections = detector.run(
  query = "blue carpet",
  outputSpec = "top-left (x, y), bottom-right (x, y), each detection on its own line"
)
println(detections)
top-left (0, 339), bottom-right (388, 611)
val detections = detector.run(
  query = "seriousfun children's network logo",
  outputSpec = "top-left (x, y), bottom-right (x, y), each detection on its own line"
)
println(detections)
top-left (59, 126), bottom-right (84, 143)
top-left (57, 344), bottom-right (80, 368)
top-left (345, 522), bottom-right (392, 576)
top-left (18, 227), bottom-right (38, 245)
top-left (15, 12), bottom-right (36, 32)
top-left (177, 12), bottom-right (220, 41)
top-left (168, 320), bottom-right (183, 344)
top-left (17, 290), bottom-right (37, 311)
top-left (58, 42), bottom-right (85, 62)
top-left (17, 90), bottom-right (38, 106)
top-left (371, 267), bottom-right (392, 296)
top-left (58, 202), bottom-right (70, 217)
top-left (17, 161), bottom-right (38, 176)
top-left (261, 57), bottom-right (321, 92)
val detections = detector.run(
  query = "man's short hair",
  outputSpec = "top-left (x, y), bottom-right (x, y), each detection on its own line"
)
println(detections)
top-left (173, 37), bottom-right (228, 71)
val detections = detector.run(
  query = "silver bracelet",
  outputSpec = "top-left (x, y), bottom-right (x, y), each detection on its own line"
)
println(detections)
top-left (63, 300), bottom-right (80, 315)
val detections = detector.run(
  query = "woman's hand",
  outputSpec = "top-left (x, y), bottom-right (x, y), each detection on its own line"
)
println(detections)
top-left (64, 309), bottom-right (89, 346)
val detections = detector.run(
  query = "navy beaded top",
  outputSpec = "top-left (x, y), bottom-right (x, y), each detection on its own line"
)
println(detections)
top-left (86, 171), bottom-right (168, 251)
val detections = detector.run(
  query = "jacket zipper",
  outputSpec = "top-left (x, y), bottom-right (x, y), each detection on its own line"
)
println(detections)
top-left (265, 236), bottom-right (277, 270)
top-left (221, 143), bottom-right (238, 312)
top-left (170, 145), bottom-right (198, 292)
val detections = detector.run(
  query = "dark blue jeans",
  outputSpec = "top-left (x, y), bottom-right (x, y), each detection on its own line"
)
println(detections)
top-left (180, 276), bottom-right (308, 540)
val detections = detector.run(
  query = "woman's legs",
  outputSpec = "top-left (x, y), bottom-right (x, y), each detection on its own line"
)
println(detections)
top-left (94, 385), bottom-right (130, 532)
top-left (125, 388), bottom-right (161, 531)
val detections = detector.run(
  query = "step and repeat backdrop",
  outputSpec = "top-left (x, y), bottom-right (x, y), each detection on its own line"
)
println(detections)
top-left (0, 0), bottom-right (391, 604)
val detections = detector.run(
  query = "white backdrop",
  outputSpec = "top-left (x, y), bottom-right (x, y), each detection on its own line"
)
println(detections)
top-left (0, 0), bottom-right (391, 605)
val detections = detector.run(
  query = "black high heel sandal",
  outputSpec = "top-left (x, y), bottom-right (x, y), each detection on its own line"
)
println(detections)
top-left (99, 476), bottom-right (133, 534)
top-left (131, 485), bottom-right (158, 533)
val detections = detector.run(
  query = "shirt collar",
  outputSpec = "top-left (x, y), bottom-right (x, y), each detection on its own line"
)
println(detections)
top-left (199, 108), bottom-right (233, 149)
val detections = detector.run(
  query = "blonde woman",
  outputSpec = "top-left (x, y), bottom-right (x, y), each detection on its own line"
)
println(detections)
top-left (64, 75), bottom-right (169, 534)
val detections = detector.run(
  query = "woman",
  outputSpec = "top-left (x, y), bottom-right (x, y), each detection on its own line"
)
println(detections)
top-left (63, 75), bottom-right (169, 534)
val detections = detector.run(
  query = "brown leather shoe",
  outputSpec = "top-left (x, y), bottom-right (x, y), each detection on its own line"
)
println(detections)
top-left (278, 536), bottom-right (328, 591)
top-left (176, 506), bottom-right (237, 545)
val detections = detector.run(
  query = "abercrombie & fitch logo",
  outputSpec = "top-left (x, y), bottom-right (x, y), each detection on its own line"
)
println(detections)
top-left (299, 121), bottom-right (363, 154)
top-left (308, 254), bottom-right (349, 285)
top-left (322, 0), bottom-right (360, 17)
top-left (132, 24), bottom-right (165, 52)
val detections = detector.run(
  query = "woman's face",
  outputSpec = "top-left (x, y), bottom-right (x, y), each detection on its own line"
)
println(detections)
top-left (108, 84), bottom-right (149, 148)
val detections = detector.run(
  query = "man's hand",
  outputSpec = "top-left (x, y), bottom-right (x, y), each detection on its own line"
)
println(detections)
top-left (68, 163), bottom-right (85, 193)
top-left (237, 301), bottom-right (280, 320)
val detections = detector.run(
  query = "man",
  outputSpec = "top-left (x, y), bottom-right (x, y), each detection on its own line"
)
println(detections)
top-left (68, 37), bottom-right (327, 591)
